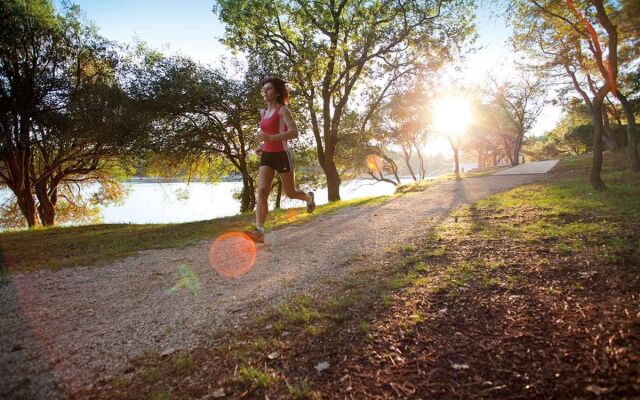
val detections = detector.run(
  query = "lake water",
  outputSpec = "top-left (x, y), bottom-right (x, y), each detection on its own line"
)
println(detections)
top-left (100, 178), bottom-right (410, 224)
top-left (1, 162), bottom-right (478, 226)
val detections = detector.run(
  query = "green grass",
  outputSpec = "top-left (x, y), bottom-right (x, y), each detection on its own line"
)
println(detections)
top-left (287, 380), bottom-right (315, 400)
top-left (276, 295), bottom-right (323, 327)
top-left (435, 153), bottom-right (640, 295)
top-left (460, 165), bottom-right (510, 178)
top-left (138, 366), bottom-right (161, 384)
top-left (408, 152), bottom-right (640, 301)
top-left (250, 337), bottom-right (281, 353)
top-left (474, 173), bottom-right (640, 249)
top-left (170, 354), bottom-right (195, 373)
top-left (0, 196), bottom-right (387, 274)
top-left (145, 390), bottom-right (171, 400)
top-left (237, 366), bottom-right (276, 389)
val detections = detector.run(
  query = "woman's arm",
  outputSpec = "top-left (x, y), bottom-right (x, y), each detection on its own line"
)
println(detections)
top-left (263, 105), bottom-right (298, 142)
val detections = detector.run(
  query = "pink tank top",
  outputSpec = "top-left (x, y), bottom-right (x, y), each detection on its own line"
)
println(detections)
top-left (259, 105), bottom-right (288, 152)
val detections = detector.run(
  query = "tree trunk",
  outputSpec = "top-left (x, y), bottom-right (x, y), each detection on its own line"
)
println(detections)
top-left (402, 146), bottom-right (417, 181)
top-left (413, 143), bottom-right (426, 180)
top-left (12, 150), bottom-right (38, 228)
top-left (35, 182), bottom-right (56, 226)
top-left (239, 173), bottom-right (255, 212)
top-left (601, 106), bottom-right (619, 150)
top-left (16, 189), bottom-right (38, 228)
top-left (590, 100), bottom-right (607, 191)
top-left (453, 148), bottom-right (460, 176)
top-left (502, 137), bottom-right (515, 165)
top-left (615, 92), bottom-right (640, 172)
top-left (37, 204), bottom-right (56, 226)
top-left (324, 160), bottom-right (341, 202)
top-left (512, 133), bottom-right (524, 166)
top-left (274, 177), bottom-right (282, 209)
top-left (320, 129), bottom-right (341, 202)
top-left (381, 153), bottom-right (401, 184)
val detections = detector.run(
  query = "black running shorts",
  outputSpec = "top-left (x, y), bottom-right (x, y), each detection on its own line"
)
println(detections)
top-left (260, 150), bottom-right (294, 173)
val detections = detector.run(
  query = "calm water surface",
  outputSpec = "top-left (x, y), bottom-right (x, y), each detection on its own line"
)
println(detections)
top-left (100, 178), bottom-right (412, 224)
top-left (2, 162), bottom-right (478, 226)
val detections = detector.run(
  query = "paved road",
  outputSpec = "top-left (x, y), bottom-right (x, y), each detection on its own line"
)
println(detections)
top-left (493, 160), bottom-right (559, 175)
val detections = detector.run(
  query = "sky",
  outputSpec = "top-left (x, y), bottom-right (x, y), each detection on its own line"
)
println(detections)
top-left (54, 0), bottom-right (561, 141)
top-left (54, 0), bottom-right (230, 64)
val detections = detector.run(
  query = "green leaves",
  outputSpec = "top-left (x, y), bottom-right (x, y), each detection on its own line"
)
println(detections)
top-left (0, 0), bottom-right (149, 228)
top-left (214, 0), bottom-right (477, 200)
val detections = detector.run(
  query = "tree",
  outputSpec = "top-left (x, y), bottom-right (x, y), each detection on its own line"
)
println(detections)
top-left (522, 135), bottom-right (561, 160)
top-left (134, 54), bottom-right (264, 212)
top-left (447, 134), bottom-right (463, 176)
top-left (383, 88), bottom-right (431, 181)
top-left (610, 0), bottom-right (640, 167)
top-left (0, 1), bottom-right (146, 228)
top-left (215, 0), bottom-right (476, 201)
top-left (544, 99), bottom-right (594, 154)
top-left (465, 100), bottom-right (508, 167)
top-left (567, 124), bottom-right (596, 153)
top-left (487, 74), bottom-right (545, 166)
top-left (325, 107), bottom-right (401, 185)
top-left (510, 0), bottom-right (639, 190)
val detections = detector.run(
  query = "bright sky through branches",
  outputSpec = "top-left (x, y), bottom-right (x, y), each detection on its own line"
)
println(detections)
top-left (54, 0), bottom-right (560, 140)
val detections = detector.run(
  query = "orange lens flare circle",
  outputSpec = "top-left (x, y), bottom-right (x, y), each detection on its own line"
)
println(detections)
top-left (285, 208), bottom-right (298, 222)
top-left (209, 232), bottom-right (257, 278)
top-left (366, 154), bottom-right (383, 173)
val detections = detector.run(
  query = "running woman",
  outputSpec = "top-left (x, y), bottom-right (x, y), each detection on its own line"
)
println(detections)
top-left (245, 77), bottom-right (315, 243)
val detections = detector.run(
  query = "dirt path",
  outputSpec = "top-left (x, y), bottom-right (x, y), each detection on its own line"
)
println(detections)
top-left (0, 174), bottom-right (543, 399)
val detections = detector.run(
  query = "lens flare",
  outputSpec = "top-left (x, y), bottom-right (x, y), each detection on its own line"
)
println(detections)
top-left (285, 208), bottom-right (298, 222)
top-left (165, 265), bottom-right (201, 295)
top-left (209, 232), bottom-right (258, 278)
top-left (366, 154), bottom-right (383, 173)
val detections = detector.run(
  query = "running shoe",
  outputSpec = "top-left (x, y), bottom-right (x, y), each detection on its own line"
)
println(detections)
top-left (306, 191), bottom-right (316, 213)
top-left (242, 230), bottom-right (264, 244)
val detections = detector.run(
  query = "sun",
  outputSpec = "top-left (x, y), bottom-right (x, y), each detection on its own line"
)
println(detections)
top-left (432, 96), bottom-right (473, 136)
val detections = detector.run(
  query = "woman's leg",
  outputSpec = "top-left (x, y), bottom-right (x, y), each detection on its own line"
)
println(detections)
top-left (256, 166), bottom-right (276, 229)
top-left (280, 171), bottom-right (312, 202)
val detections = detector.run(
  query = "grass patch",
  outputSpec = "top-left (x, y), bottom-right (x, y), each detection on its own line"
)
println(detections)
top-left (473, 172), bottom-right (640, 256)
top-left (250, 337), bottom-right (280, 353)
top-left (357, 320), bottom-right (371, 333)
top-left (276, 296), bottom-right (323, 327)
top-left (138, 366), bottom-right (161, 384)
top-left (402, 243), bottom-right (416, 252)
top-left (170, 354), bottom-right (195, 373)
top-left (144, 390), bottom-right (171, 400)
top-left (460, 165), bottom-right (509, 177)
top-left (287, 380), bottom-right (316, 400)
top-left (237, 365), bottom-right (276, 389)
